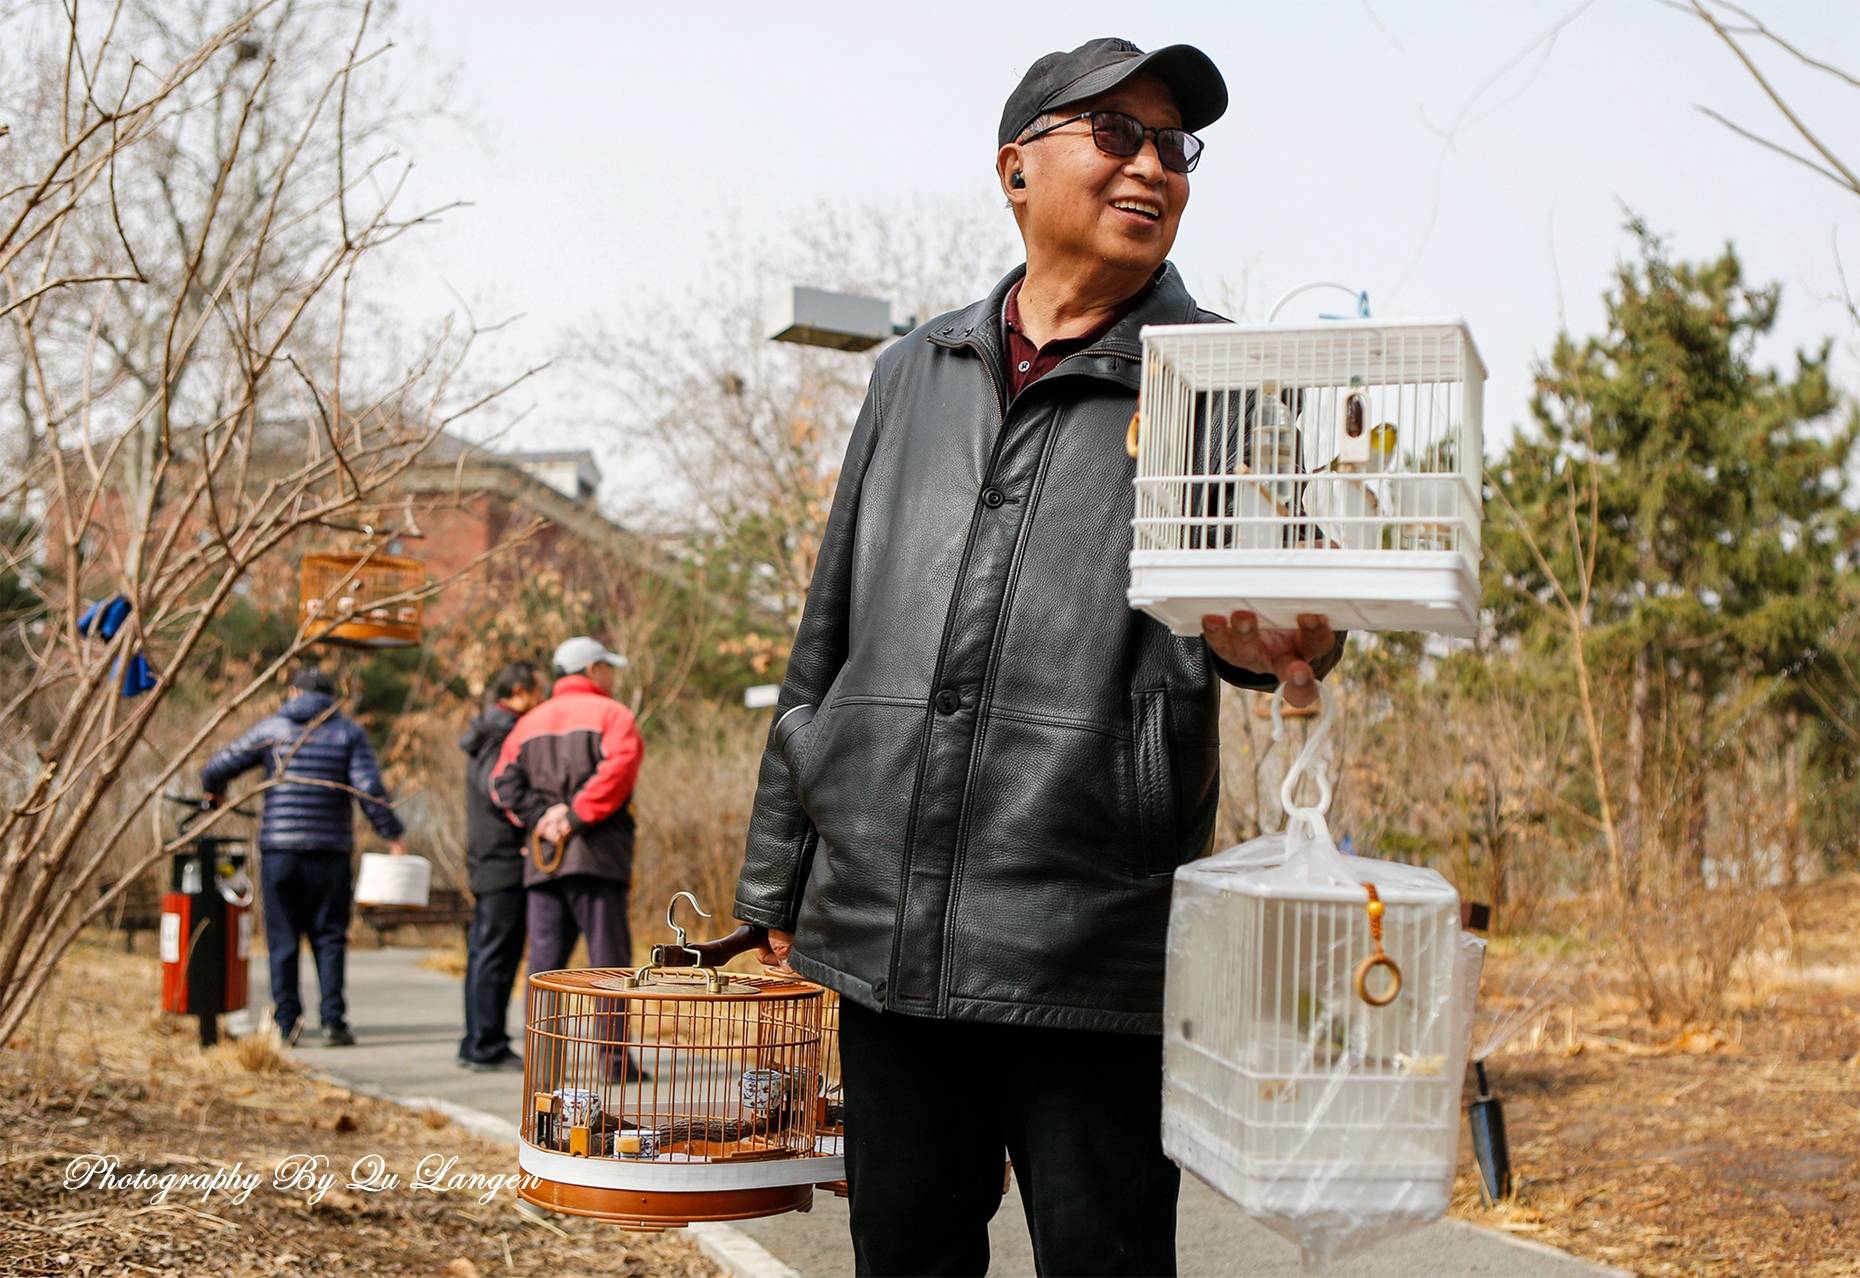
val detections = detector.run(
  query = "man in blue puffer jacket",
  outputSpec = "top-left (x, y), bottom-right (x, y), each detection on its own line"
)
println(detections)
top-left (201, 666), bottom-right (405, 1046)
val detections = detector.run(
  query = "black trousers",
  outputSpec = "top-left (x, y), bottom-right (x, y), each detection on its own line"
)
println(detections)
top-left (259, 851), bottom-right (352, 1031)
top-left (459, 885), bottom-right (526, 1063)
top-left (839, 1002), bottom-right (1180, 1277)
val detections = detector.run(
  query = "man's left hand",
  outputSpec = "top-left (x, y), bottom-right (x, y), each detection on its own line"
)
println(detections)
top-left (535, 803), bottom-right (573, 845)
top-left (1202, 611), bottom-right (1335, 709)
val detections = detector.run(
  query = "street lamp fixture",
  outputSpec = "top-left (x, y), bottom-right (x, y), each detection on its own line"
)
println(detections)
top-left (766, 285), bottom-right (915, 352)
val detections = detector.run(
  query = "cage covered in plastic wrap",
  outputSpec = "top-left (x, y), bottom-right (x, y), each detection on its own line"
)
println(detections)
top-left (1161, 695), bottom-right (1484, 1272)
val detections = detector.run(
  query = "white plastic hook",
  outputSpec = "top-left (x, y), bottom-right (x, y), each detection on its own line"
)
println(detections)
top-left (1272, 681), bottom-right (1337, 843)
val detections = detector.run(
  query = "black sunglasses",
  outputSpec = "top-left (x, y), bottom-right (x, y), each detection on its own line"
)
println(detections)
top-left (1018, 109), bottom-right (1204, 174)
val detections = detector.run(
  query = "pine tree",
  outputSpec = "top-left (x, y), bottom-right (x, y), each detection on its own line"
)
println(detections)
top-left (1487, 222), bottom-right (1859, 887)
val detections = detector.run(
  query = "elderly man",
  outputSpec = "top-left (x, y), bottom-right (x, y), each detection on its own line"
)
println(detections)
top-left (490, 638), bottom-right (642, 980)
top-left (733, 38), bottom-right (1344, 1276)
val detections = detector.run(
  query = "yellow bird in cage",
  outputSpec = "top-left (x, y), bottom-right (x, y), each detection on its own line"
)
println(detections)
top-left (1367, 421), bottom-right (1398, 473)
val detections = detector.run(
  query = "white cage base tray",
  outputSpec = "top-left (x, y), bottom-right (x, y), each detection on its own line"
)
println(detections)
top-left (1165, 1125), bottom-right (1452, 1221)
top-left (1129, 549), bottom-right (1478, 639)
top-left (518, 1138), bottom-right (845, 1191)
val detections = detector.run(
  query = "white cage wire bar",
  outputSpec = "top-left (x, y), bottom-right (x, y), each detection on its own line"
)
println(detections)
top-left (1163, 851), bottom-right (1472, 1234)
top-left (1130, 319), bottom-right (1486, 638)
top-left (517, 967), bottom-right (842, 1227)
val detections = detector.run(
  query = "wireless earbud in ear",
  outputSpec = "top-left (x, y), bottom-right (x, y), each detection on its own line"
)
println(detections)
top-left (1010, 171), bottom-right (1026, 190)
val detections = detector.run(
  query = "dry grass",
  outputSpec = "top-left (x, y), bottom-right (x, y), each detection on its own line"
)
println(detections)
top-left (1448, 874), bottom-right (1860, 1277)
top-left (628, 705), bottom-right (766, 948)
top-left (0, 944), bottom-right (718, 1278)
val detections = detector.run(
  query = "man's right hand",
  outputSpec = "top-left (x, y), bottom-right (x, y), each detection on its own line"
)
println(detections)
top-left (535, 803), bottom-right (572, 845)
top-left (756, 928), bottom-right (795, 969)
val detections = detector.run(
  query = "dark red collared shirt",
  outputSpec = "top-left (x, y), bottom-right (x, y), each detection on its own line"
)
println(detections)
top-left (1001, 277), bottom-right (1151, 402)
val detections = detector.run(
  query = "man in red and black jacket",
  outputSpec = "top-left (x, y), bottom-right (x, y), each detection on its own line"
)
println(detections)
top-left (490, 636), bottom-right (643, 981)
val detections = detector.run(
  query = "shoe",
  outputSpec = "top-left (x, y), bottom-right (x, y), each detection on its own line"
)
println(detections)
top-left (321, 1022), bottom-right (357, 1047)
top-left (279, 1020), bottom-right (303, 1047)
top-left (456, 1056), bottom-right (472, 1070)
top-left (468, 1049), bottom-right (523, 1074)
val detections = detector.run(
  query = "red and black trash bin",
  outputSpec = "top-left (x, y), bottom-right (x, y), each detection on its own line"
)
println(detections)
top-left (158, 798), bottom-right (254, 1047)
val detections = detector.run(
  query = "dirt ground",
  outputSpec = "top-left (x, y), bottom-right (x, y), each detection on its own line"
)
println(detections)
top-left (0, 947), bottom-right (716, 1278)
top-left (1451, 876), bottom-right (1860, 1277)
top-left (10, 882), bottom-right (1857, 1277)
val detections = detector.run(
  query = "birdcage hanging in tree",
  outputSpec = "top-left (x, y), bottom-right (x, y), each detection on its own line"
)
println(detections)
top-left (1127, 319), bottom-right (1485, 638)
top-left (1163, 685), bottom-right (1484, 1273)
top-left (299, 547), bottom-right (425, 648)
top-left (517, 894), bottom-right (843, 1229)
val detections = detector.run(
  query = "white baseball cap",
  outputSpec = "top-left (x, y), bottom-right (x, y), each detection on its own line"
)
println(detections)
top-left (553, 636), bottom-right (629, 674)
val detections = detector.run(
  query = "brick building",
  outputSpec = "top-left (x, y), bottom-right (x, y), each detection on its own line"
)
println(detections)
top-left (398, 437), bottom-right (647, 628)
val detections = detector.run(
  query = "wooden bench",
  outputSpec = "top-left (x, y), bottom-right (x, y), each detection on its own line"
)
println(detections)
top-left (97, 876), bottom-right (165, 952)
top-left (358, 886), bottom-right (474, 945)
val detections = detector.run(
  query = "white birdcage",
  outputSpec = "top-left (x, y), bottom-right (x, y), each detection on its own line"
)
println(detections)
top-left (1129, 319), bottom-right (1486, 638)
top-left (1162, 687), bottom-right (1483, 1271)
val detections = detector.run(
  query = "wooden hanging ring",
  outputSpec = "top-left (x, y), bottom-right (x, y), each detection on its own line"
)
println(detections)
top-left (1353, 952), bottom-right (1402, 1006)
top-left (1125, 410), bottom-right (1142, 459)
top-left (1354, 883), bottom-right (1401, 1005)
top-left (529, 827), bottom-right (566, 875)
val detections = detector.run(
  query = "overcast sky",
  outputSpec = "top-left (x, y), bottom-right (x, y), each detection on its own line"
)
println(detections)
top-left (384, 1), bottom-right (1860, 490)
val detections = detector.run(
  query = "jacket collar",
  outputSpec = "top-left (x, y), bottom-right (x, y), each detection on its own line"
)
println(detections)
top-left (551, 673), bottom-right (611, 700)
top-left (281, 691), bottom-right (336, 722)
top-left (927, 261), bottom-right (1200, 391)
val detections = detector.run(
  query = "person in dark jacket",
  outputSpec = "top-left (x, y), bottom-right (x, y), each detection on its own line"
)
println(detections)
top-left (456, 661), bottom-right (543, 1071)
top-left (490, 637), bottom-right (643, 979)
top-left (731, 40), bottom-right (1345, 1276)
top-left (201, 666), bottom-right (405, 1046)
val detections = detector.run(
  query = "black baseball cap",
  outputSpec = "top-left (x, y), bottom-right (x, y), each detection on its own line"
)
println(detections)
top-left (290, 666), bottom-right (336, 696)
top-left (998, 37), bottom-right (1228, 149)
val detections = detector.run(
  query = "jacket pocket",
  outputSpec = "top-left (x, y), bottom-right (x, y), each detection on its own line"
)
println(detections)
top-left (1130, 689), bottom-right (1178, 877)
top-left (775, 703), bottom-right (825, 807)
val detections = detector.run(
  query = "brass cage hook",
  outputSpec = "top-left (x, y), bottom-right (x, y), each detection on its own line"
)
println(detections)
top-left (667, 890), bottom-right (711, 952)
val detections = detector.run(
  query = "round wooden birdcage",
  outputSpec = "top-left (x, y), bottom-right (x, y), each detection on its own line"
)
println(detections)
top-left (299, 550), bottom-right (425, 648)
top-left (518, 952), bottom-right (840, 1229)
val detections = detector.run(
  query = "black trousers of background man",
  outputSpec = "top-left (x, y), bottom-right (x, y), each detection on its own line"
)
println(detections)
top-left (458, 885), bottom-right (526, 1064)
top-left (839, 1001), bottom-right (1180, 1277)
top-left (259, 851), bottom-right (352, 1032)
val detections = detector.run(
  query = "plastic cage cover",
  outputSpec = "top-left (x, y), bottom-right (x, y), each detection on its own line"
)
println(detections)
top-left (1161, 691), bottom-right (1484, 1273)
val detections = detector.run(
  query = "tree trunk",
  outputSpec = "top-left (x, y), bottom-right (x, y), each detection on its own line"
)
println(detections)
top-left (1482, 756), bottom-right (1508, 932)
top-left (1782, 711), bottom-right (1803, 884)
top-left (1623, 641), bottom-right (1649, 897)
top-left (1686, 669), bottom-right (1710, 882)
top-left (1570, 620), bottom-right (1629, 901)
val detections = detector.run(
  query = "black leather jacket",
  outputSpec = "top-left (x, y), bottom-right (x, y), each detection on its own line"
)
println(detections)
top-left (734, 263), bottom-right (1343, 1034)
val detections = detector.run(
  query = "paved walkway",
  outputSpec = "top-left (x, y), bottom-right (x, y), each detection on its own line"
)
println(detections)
top-left (256, 947), bottom-right (1622, 1278)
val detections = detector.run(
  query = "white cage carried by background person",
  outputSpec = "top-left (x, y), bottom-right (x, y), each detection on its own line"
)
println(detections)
top-left (1162, 687), bottom-right (1484, 1272)
top-left (1128, 319), bottom-right (1486, 638)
